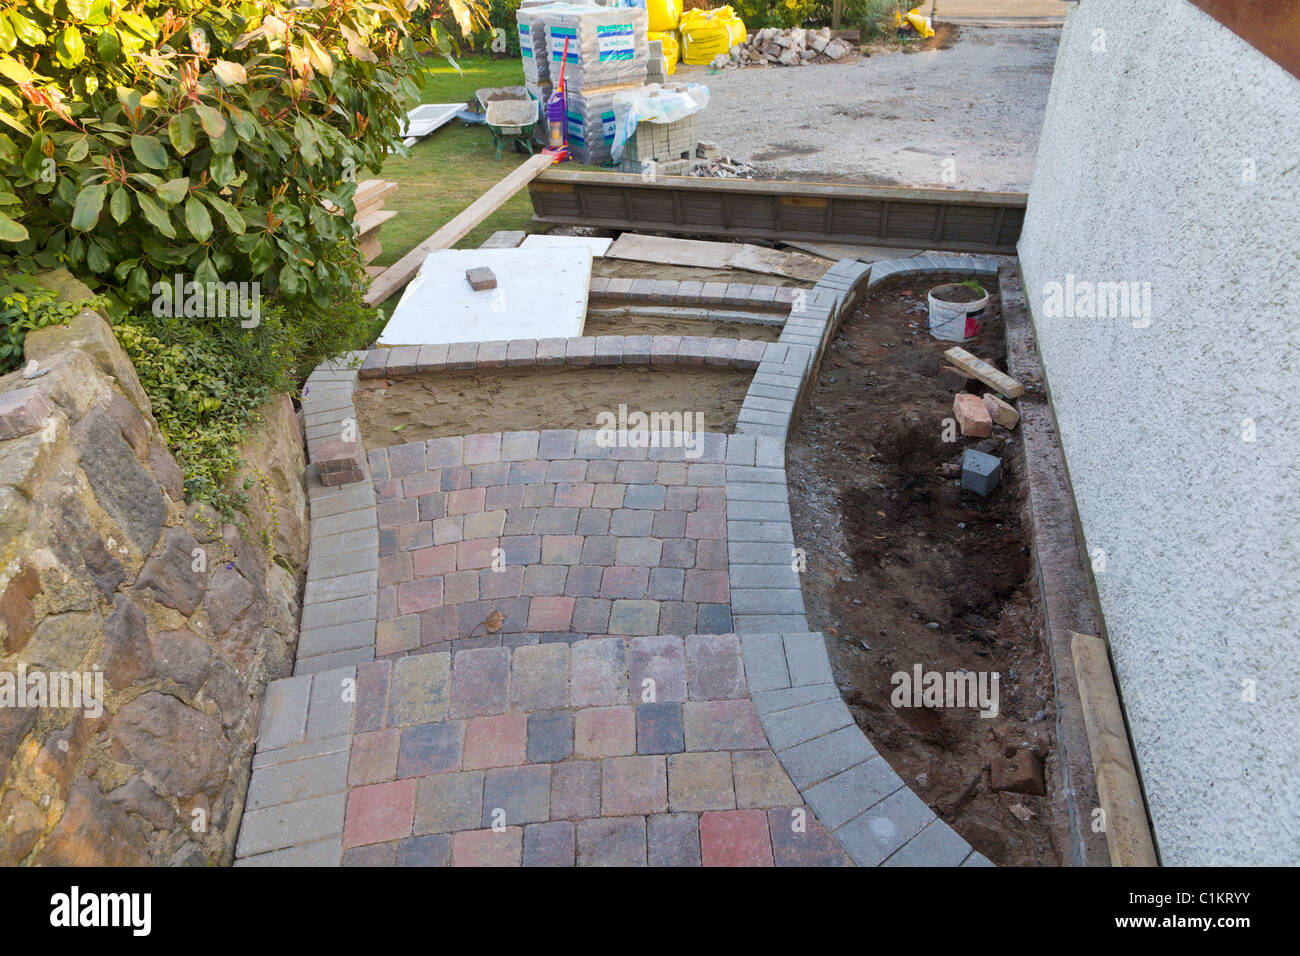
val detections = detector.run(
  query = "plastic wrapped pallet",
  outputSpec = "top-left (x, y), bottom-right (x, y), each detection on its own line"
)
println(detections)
top-left (517, 0), bottom-right (562, 84)
top-left (544, 3), bottom-right (649, 92)
top-left (564, 85), bottom-right (624, 165)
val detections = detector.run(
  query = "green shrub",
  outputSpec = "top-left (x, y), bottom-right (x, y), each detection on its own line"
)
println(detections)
top-left (485, 0), bottom-right (524, 58)
top-left (0, 267), bottom-right (104, 373)
top-left (117, 276), bottom-right (381, 518)
top-left (731, 0), bottom-right (773, 32)
top-left (771, 0), bottom-right (822, 29)
top-left (845, 0), bottom-right (905, 39)
top-left (0, 0), bottom-right (481, 309)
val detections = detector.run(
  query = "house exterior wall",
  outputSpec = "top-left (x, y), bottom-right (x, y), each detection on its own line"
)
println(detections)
top-left (1017, 0), bottom-right (1300, 865)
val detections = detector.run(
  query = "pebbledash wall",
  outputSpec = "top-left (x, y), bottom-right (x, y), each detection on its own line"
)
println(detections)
top-left (0, 272), bottom-right (309, 865)
top-left (1018, 0), bottom-right (1300, 865)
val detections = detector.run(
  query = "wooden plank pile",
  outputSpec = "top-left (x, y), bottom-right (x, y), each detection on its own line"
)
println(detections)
top-left (352, 179), bottom-right (398, 266)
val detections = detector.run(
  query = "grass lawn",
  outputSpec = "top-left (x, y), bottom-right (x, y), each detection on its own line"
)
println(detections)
top-left (364, 57), bottom-right (537, 271)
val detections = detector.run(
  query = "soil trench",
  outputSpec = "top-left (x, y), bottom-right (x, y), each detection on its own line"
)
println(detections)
top-left (786, 274), bottom-right (1067, 866)
top-left (355, 364), bottom-right (752, 448)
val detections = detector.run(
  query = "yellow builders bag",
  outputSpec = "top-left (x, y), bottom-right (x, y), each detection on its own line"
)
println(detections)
top-left (648, 30), bottom-right (680, 75)
top-left (646, 0), bottom-right (683, 33)
top-left (679, 6), bottom-right (747, 64)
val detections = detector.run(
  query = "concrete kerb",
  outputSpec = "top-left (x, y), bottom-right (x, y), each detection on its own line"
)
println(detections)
top-left (728, 256), bottom-right (1000, 867)
top-left (234, 351), bottom-right (378, 867)
top-left (298, 353), bottom-right (380, 675)
top-left (358, 334), bottom-right (774, 379)
top-left (589, 275), bottom-right (796, 317)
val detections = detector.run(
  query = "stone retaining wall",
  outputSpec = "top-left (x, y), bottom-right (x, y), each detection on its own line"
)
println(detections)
top-left (0, 283), bottom-right (308, 866)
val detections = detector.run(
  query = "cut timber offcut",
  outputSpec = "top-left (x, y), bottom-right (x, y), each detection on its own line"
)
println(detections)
top-left (1070, 632), bottom-right (1160, 867)
top-left (944, 346), bottom-right (1025, 398)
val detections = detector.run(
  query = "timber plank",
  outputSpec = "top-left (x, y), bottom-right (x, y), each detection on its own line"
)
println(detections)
top-left (1071, 632), bottom-right (1160, 867)
top-left (364, 152), bottom-right (555, 306)
top-left (944, 346), bottom-right (1026, 398)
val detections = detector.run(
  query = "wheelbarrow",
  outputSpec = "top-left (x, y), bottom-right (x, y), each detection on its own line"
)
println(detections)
top-left (485, 99), bottom-right (540, 161)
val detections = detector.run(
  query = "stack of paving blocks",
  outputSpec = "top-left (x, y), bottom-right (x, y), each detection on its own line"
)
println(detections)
top-left (516, 0), bottom-right (558, 85)
top-left (534, 3), bottom-right (649, 164)
top-left (544, 3), bottom-right (649, 91)
top-left (617, 107), bottom-right (698, 174)
top-left (327, 178), bottom-right (396, 269)
top-left (564, 86), bottom-right (623, 165)
top-left (647, 38), bottom-right (667, 83)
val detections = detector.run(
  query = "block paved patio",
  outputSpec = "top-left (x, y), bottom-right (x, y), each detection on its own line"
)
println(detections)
top-left (235, 254), bottom-right (1002, 867)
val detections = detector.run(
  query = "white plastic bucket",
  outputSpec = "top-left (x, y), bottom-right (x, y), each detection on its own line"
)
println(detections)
top-left (927, 283), bottom-right (988, 342)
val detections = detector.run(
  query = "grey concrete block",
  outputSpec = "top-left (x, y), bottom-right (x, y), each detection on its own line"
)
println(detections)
top-left (784, 632), bottom-right (834, 686)
top-left (753, 437), bottom-right (785, 468)
top-left (961, 850), bottom-right (996, 867)
top-left (246, 750), bottom-right (350, 811)
top-left (752, 682), bottom-right (838, 715)
top-left (779, 725), bottom-right (876, 787)
top-left (294, 647), bottom-right (374, 676)
top-left (739, 633), bottom-right (790, 692)
top-left (307, 488), bottom-right (374, 520)
top-left (235, 792), bottom-right (346, 858)
top-left (305, 667), bottom-right (356, 740)
top-left (306, 546), bottom-right (380, 582)
top-left (729, 564), bottom-right (801, 589)
top-left (727, 520), bottom-right (794, 543)
top-left (961, 449), bottom-right (1001, 497)
top-left (763, 697), bottom-right (854, 751)
top-left (733, 613), bottom-right (808, 634)
top-left (746, 383), bottom-right (801, 402)
top-left (725, 434), bottom-right (757, 466)
top-left (726, 465), bottom-right (786, 485)
top-left (730, 588), bottom-right (804, 614)
top-left (725, 482), bottom-right (789, 503)
top-left (303, 570), bottom-right (377, 605)
top-left (300, 592), bottom-right (375, 631)
top-left (734, 423), bottom-right (786, 439)
top-left (252, 734), bottom-right (352, 770)
top-left (883, 819), bottom-right (972, 867)
top-left (310, 508), bottom-right (377, 538)
top-left (727, 541), bottom-right (798, 564)
top-left (297, 620), bottom-right (375, 658)
top-left (234, 836), bottom-right (342, 867)
top-left (728, 500), bottom-right (791, 522)
top-left (257, 675), bottom-right (311, 751)
top-left (834, 786), bottom-right (935, 867)
top-left (803, 757), bottom-right (902, 831)
top-left (310, 527), bottom-right (378, 558)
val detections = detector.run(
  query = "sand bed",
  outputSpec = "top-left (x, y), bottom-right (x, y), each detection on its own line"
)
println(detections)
top-left (590, 257), bottom-right (814, 287)
top-left (355, 364), bottom-right (753, 448)
top-left (582, 312), bottom-right (782, 341)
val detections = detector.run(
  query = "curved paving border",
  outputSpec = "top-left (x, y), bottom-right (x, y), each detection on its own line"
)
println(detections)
top-left (725, 254), bottom-right (1003, 867)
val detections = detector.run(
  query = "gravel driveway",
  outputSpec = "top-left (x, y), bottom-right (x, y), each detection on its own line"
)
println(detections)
top-left (679, 26), bottom-right (1060, 192)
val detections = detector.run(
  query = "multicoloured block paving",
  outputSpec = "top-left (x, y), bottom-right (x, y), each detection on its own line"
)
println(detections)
top-left (235, 255), bottom-right (1002, 867)
top-left (336, 635), bottom-right (847, 866)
